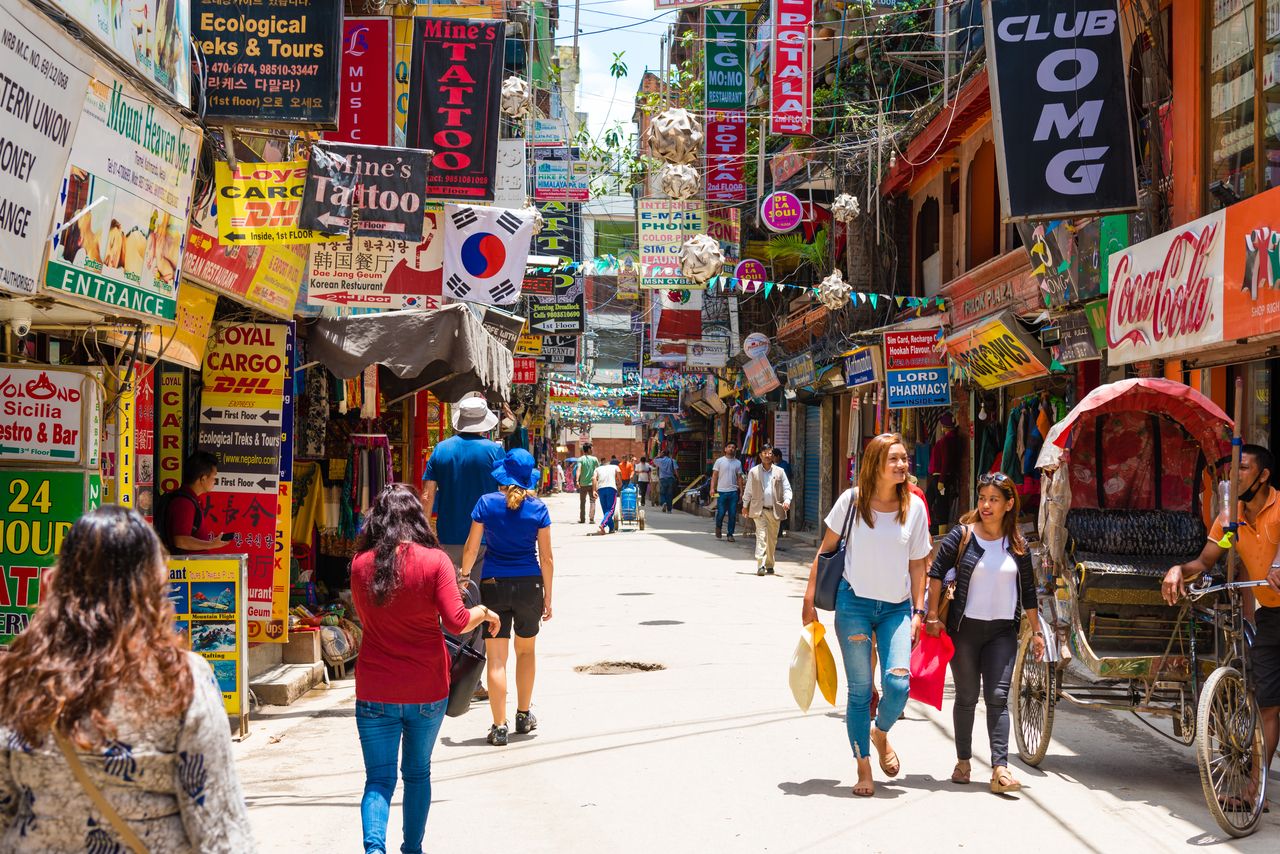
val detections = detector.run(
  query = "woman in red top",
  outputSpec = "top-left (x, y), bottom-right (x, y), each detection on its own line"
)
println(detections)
top-left (351, 484), bottom-right (499, 854)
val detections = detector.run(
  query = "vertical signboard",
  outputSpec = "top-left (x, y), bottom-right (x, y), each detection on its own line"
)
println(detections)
top-left (706, 9), bottom-right (747, 201)
top-left (135, 369), bottom-right (155, 519)
top-left (639, 200), bottom-right (706, 287)
top-left (529, 201), bottom-right (585, 333)
top-left (770, 0), bottom-right (812, 135)
top-left (274, 324), bottom-right (295, 633)
top-left (169, 555), bottom-right (248, 728)
top-left (884, 329), bottom-right (950, 409)
top-left (158, 366), bottom-right (185, 495)
top-left (495, 138), bottom-right (528, 207)
top-left (326, 18), bottom-right (394, 146)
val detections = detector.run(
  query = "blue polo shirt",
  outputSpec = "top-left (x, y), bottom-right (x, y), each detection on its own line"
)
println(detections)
top-left (471, 492), bottom-right (551, 578)
top-left (423, 434), bottom-right (504, 545)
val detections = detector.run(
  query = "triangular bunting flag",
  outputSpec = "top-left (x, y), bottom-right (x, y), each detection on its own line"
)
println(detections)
top-left (895, 296), bottom-right (905, 308)
top-left (764, 281), bottom-right (774, 298)
top-left (869, 294), bottom-right (878, 309)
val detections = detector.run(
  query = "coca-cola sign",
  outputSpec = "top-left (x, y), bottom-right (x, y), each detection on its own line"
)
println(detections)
top-left (1107, 209), bottom-right (1224, 366)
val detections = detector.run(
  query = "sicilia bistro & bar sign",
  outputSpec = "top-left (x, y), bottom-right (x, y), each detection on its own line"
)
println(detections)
top-left (193, 0), bottom-right (343, 126)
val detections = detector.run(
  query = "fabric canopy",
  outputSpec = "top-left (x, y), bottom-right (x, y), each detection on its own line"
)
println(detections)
top-left (307, 304), bottom-right (513, 403)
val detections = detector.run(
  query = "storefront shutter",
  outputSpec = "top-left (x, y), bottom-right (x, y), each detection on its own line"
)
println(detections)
top-left (803, 404), bottom-right (822, 527)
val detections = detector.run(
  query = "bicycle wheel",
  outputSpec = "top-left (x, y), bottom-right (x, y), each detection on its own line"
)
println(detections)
top-left (1010, 632), bottom-right (1055, 765)
top-left (1196, 666), bottom-right (1267, 838)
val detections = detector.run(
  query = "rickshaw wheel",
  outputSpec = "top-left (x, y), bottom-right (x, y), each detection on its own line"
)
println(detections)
top-left (1010, 632), bottom-right (1054, 766)
top-left (1197, 666), bottom-right (1267, 838)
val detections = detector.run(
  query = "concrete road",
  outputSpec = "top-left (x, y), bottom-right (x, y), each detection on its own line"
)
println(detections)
top-left (236, 494), bottom-right (1280, 852)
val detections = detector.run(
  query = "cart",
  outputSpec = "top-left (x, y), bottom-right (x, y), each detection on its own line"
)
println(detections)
top-left (1019, 377), bottom-right (1268, 837)
top-left (618, 483), bottom-right (644, 531)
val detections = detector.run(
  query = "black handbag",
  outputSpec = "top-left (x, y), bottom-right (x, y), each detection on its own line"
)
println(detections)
top-left (444, 579), bottom-right (487, 718)
top-left (815, 490), bottom-right (857, 611)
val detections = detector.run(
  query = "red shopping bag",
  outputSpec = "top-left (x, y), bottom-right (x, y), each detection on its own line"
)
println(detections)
top-left (909, 630), bottom-right (955, 710)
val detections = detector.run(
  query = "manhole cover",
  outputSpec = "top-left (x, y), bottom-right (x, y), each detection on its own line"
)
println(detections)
top-left (639, 620), bottom-right (683, 626)
top-left (574, 661), bottom-right (666, 675)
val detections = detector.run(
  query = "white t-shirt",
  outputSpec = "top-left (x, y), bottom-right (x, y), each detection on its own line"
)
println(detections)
top-left (635, 462), bottom-right (652, 482)
top-left (964, 534), bottom-right (1019, 621)
top-left (595, 464), bottom-right (620, 490)
top-left (713, 456), bottom-right (744, 492)
top-left (824, 489), bottom-right (932, 604)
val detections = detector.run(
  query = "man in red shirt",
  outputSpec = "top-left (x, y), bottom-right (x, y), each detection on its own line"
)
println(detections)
top-left (160, 452), bottom-right (224, 554)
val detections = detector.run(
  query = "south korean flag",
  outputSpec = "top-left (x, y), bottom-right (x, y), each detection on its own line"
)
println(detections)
top-left (442, 204), bottom-right (535, 305)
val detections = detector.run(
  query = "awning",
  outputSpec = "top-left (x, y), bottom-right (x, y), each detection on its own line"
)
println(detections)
top-left (307, 304), bottom-right (513, 403)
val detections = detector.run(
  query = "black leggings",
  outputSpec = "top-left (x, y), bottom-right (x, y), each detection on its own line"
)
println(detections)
top-left (950, 617), bottom-right (1018, 767)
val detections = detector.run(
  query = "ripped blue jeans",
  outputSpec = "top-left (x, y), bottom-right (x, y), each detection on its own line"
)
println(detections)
top-left (833, 578), bottom-right (912, 759)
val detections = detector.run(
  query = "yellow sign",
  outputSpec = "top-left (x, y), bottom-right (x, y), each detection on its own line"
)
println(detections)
top-left (170, 555), bottom-right (248, 722)
top-left (945, 313), bottom-right (1051, 389)
top-left (515, 334), bottom-right (543, 356)
top-left (202, 324), bottom-right (289, 409)
top-left (215, 161), bottom-right (343, 246)
top-left (103, 281), bottom-right (217, 370)
top-left (158, 368), bottom-right (184, 495)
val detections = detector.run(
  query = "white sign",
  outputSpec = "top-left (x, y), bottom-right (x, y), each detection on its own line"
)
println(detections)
top-left (531, 117), bottom-right (565, 146)
top-left (0, 365), bottom-right (93, 463)
top-left (495, 139), bottom-right (527, 207)
top-left (52, 0), bottom-right (191, 108)
top-left (0, 0), bottom-right (89, 296)
top-left (442, 204), bottom-right (534, 305)
top-left (687, 338), bottom-right (729, 368)
top-left (743, 331), bottom-right (770, 360)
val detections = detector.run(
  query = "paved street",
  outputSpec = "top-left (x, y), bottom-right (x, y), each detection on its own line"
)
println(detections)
top-left (237, 494), bottom-right (1280, 852)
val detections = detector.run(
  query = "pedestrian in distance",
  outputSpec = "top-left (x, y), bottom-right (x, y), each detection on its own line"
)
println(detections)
top-left (460, 450), bottom-right (555, 747)
top-left (576, 443), bottom-right (601, 524)
top-left (618, 454), bottom-right (635, 486)
top-left (593, 456), bottom-right (623, 534)
top-left (772, 448), bottom-right (793, 538)
top-left (635, 455), bottom-right (653, 505)
top-left (0, 505), bottom-right (256, 851)
top-left (351, 484), bottom-right (501, 854)
top-left (157, 450), bottom-right (227, 554)
top-left (742, 444), bottom-right (791, 575)
top-left (654, 448), bottom-right (679, 512)
top-left (802, 433), bottom-right (932, 798)
top-left (712, 442), bottom-right (745, 542)
top-left (420, 394), bottom-right (504, 571)
top-left (925, 473), bottom-right (1043, 794)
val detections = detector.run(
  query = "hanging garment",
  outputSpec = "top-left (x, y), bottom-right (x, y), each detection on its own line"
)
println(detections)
top-left (300, 366), bottom-right (330, 458)
top-left (1001, 403), bottom-right (1024, 484)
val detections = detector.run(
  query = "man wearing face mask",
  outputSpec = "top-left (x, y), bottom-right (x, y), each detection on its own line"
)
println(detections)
top-left (1163, 444), bottom-right (1280, 778)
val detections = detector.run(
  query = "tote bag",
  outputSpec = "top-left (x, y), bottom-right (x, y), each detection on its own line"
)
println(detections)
top-left (444, 578), bottom-right (487, 717)
top-left (814, 490), bottom-right (856, 611)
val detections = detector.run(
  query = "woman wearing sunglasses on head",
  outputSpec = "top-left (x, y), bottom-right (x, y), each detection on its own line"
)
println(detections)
top-left (925, 473), bottom-right (1045, 794)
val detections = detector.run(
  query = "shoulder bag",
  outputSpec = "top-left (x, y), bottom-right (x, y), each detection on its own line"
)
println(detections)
top-left (935, 524), bottom-right (971, 626)
top-left (54, 730), bottom-right (149, 854)
top-left (444, 577), bottom-right (488, 717)
top-left (814, 490), bottom-right (857, 611)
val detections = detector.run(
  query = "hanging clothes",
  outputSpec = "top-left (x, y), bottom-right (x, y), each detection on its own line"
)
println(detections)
top-left (1001, 401), bottom-right (1025, 484)
top-left (299, 365), bottom-right (330, 459)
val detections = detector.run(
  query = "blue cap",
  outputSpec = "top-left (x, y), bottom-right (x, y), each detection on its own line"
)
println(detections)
top-left (492, 449), bottom-right (540, 490)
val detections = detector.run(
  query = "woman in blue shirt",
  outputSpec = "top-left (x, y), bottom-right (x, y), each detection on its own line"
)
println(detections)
top-left (460, 449), bottom-right (555, 747)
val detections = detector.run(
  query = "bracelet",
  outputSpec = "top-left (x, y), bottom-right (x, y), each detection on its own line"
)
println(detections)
top-left (926, 619), bottom-right (942, 625)
top-left (1033, 631), bottom-right (1044, 638)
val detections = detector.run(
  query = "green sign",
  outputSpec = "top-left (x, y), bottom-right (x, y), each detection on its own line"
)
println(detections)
top-left (705, 9), bottom-right (746, 111)
top-left (0, 471), bottom-right (94, 644)
top-left (45, 260), bottom-right (178, 323)
top-left (1099, 214), bottom-right (1130, 296)
top-left (1084, 298), bottom-right (1108, 351)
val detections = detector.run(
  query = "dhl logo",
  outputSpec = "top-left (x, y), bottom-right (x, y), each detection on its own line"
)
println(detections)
top-left (233, 201), bottom-right (302, 229)
top-left (209, 376), bottom-right (274, 395)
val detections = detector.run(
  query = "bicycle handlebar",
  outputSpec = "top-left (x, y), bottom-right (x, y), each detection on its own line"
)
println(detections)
top-left (1187, 576), bottom-right (1274, 600)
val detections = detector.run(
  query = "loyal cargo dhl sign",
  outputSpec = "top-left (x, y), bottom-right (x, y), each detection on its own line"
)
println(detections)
top-left (215, 161), bottom-right (345, 246)
top-left (946, 310), bottom-right (1052, 389)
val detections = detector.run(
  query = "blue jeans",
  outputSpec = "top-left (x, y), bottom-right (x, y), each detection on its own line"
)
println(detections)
top-left (833, 579), bottom-right (912, 759)
top-left (355, 698), bottom-right (448, 854)
top-left (660, 477), bottom-right (676, 510)
top-left (598, 486), bottom-right (618, 531)
top-left (715, 491), bottom-right (739, 535)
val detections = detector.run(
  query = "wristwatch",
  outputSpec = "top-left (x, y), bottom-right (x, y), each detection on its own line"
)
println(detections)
top-left (912, 608), bottom-right (927, 617)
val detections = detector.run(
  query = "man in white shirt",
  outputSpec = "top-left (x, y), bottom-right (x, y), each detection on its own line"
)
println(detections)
top-left (593, 458), bottom-right (622, 534)
top-left (711, 442), bottom-right (745, 542)
top-left (741, 445), bottom-right (793, 575)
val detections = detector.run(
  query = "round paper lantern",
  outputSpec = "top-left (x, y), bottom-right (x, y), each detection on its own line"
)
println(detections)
top-left (501, 76), bottom-right (532, 117)
top-left (523, 203), bottom-right (544, 236)
top-left (679, 234), bottom-right (725, 286)
top-left (832, 193), bottom-right (861, 223)
top-left (646, 107), bottom-right (704, 165)
top-left (659, 163), bottom-right (700, 200)
top-left (818, 268), bottom-right (852, 311)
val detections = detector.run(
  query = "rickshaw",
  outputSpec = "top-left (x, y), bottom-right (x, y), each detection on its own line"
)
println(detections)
top-left (1014, 377), bottom-right (1269, 837)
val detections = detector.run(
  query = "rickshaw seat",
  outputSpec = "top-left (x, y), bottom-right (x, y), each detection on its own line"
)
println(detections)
top-left (1066, 509), bottom-right (1207, 606)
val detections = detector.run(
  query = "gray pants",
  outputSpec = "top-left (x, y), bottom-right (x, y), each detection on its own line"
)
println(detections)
top-left (579, 486), bottom-right (597, 522)
top-left (950, 617), bottom-right (1018, 767)
top-left (441, 543), bottom-right (485, 578)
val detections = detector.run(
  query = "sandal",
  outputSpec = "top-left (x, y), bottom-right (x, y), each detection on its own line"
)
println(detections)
top-left (870, 727), bottom-right (900, 778)
top-left (990, 767), bottom-right (1022, 794)
top-left (852, 777), bottom-right (875, 798)
top-left (951, 760), bottom-right (971, 784)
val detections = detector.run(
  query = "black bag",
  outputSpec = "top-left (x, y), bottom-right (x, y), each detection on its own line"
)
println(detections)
top-left (154, 490), bottom-right (202, 552)
top-left (444, 578), bottom-right (487, 717)
top-left (815, 490), bottom-right (857, 611)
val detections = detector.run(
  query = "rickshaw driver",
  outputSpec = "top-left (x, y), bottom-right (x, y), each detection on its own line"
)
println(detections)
top-left (1163, 444), bottom-right (1280, 779)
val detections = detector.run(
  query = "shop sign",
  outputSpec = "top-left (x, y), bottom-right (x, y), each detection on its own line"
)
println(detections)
top-left (158, 366), bottom-right (184, 495)
top-left (406, 17), bottom-right (506, 200)
top-left (102, 281), bottom-right (218, 370)
top-left (708, 208), bottom-right (741, 261)
top-left (687, 338), bottom-right (729, 368)
top-left (513, 358), bottom-right (538, 384)
top-left (1051, 310), bottom-right (1100, 363)
top-left (534, 146), bottom-right (591, 202)
top-left (135, 370), bottom-right (155, 519)
top-left (529, 279), bottom-right (585, 333)
top-left (707, 111), bottom-right (747, 201)
top-left (886, 368), bottom-right (950, 409)
top-left (617, 252), bottom-right (641, 300)
top-left (954, 279), bottom-right (1016, 326)
top-left (324, 18), bottom-right (394, 146)
top-left (1221, 182), bottom-right (1280, 341)
top-left (45, 71), bottom-right (199, 323)
top-left (193, 0), bottom-right (343, 126)
top-left (531, 117), bottom-right (564, 146)
top-left (215, 161), bottom-right (343, 246)
top-left (639, 200), bottom-right (706, 287)
top-left (186, 211), bottom-right (309, 318)
top-left (770, 141), bottom-right (811, 185)
top-left (843, 346), bottom-right (883, 388)
top-left (883, 329), bottom-right (943, 370)
top-left (770, 0), bottom-right (811, 135)
top-left (308, 210), bottom-right (444, 310)
top-left (0, 470), bottom-right (92, 644)
top-left (51, 0), bottom-right (190, 108)
top-left (300, 142), bottom-right (432, 239)
top-left (744, 356), bottom-right (781, 395)
top-left (735, 259), bottom-right (767, 286)
top-left (743, 331), bottom-right (771, 360)
top-left (495, 139), bottom-right (528, 207)
top-left (1019, 219), bottom-right (1102, 308)
top-left (0, 0), bottom-right (88, 297)
top-left (168, 555), bottom-right (248, 718)
top-left (1084, 298), bottom-right (1108, 350)
top-left (536, 335), bottom-right (577, 365)
top-left (275, 325), bottom-right (295, 633)
top-left (515, 334), bottom-right (543, 356)
top-left (391, 5), bottom-right (498, 140)
top-left (705, 9), bottom-right (746, 110)
top-left (984, 0), bottom-right (1138, 220)
top-left (0, 366), bottom-right (94, 464)
top-left (946, 311), bottom-right (1053, 389)
top-left (480, 305), bottom-right (526, 353)
top-left (785, 353), bottom-right (815, 388)
top-left (760, 191), bottom-right (803, 233)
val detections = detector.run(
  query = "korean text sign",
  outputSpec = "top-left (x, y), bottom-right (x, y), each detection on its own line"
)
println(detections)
top-left (308, 210), bottom-right (444, 309)
top-left (169, 556), bottom-right (248, 717)
top-left (300, 142), bottom-right (431, 239)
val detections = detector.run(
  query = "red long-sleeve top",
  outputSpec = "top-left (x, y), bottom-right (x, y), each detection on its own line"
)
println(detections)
top-left (350, 543), bottom-right (471, 704)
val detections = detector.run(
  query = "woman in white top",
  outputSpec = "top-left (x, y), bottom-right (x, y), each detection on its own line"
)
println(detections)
top-left (925, 472), bottom-right (1044, 794)
top-left (802, 433), bottom-right (932, 797)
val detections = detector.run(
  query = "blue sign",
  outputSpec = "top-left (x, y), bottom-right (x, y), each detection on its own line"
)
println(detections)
top-left (885, 368), bottom-right (950, 409)
top-left (844, 347), bottom-right (878, 388)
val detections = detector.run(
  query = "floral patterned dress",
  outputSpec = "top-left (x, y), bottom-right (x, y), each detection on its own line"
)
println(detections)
top-left (0, 653), bottom-right (255, 852)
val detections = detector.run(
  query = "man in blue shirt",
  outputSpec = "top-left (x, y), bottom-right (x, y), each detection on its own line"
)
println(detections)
top-left (422, 394), bottom-right (505, 569)
top-left (654, 449), bottom-right (679, 512)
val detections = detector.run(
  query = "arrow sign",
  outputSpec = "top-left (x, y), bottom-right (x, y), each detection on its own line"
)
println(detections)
top-left (222, 232), bottom-right (246, 243)
top-left (316, 211), bottom-right (348, 231)
top-left (260, 411), bottom-right (280, 423)
top-left (256, 477), bottom-right (275, 491)
top-left (203, 408), bottom-right (223, 419)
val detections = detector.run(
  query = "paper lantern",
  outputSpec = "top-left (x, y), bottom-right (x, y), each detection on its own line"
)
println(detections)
top-left (832, 193), bottom-right (861, 223)
top-left (679, 234), bottom-right (725, 286)
top-left (523, 203), bottom-right (545, 236)
top-left (501, 76), bottom-right (532, 117)
top-left (646, 107), bottom-right (704, 165)
top-left (818, 268), bottom-right (852, 311)
top-left (659, 163), bottom-right (699, 200)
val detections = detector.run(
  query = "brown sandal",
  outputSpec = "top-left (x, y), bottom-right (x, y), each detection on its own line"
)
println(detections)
top-left (991, 767), bottom-right (1022, 794)
top-left (951, 760), bottom-right (971, 784)
top-left (871, 727), bottom-right (900, 777)
top-left (852, 778), bottom-right (875, 797)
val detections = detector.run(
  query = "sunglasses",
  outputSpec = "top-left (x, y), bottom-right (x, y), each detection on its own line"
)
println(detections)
top-left (978, 473), bottom-right (1012, 487)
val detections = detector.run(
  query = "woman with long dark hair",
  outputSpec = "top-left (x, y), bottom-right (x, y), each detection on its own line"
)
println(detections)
top-left (351, 483), bottom-right (499, 854)
top-left (0, 505), bottom-right (254, 851)
top-left (926, 473), bottom-right (1043, 794)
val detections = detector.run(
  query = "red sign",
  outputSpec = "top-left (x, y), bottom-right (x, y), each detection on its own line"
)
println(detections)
top-left (770, 0), bottom-right (812, 135)
top-left (771, 141), bottom-right (812, 185)
top-left (883, 329), bottom-right (944, 370)
top-left (706, 110), bottom-right (747, 201)
top-left (513, 358), bottom-right (538, 385)
top-left (325, 18), bottom-right (393, 146)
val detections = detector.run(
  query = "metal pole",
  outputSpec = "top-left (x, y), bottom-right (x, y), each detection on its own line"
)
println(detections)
top-left (1227, 377), bottom-right (1244, 584)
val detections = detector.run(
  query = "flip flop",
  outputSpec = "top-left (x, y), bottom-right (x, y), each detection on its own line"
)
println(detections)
top-left (871, 727), bottom-right (900, 777)
top-left (951, 761), bottom-right (971, 784)
top-left (991, 769), bottom-right (1022, 794)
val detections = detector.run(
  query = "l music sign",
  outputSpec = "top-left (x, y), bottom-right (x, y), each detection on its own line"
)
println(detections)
top-left (770, 0), bottom-right (811, 136)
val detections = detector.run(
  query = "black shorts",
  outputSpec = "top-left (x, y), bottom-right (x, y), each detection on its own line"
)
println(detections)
top-left (480, 576), bottom-right (544, 639)
top-left (1253, 606), bottom-right (1280, 708)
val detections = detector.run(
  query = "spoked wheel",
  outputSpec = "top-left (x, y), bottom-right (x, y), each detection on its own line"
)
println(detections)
top-left (1197, 666), bottom-right (1267, 838)
top-left (1010, 632), bottom-right (1055, 765)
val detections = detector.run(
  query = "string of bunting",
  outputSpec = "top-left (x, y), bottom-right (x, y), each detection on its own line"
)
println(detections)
top-left (547, 373), bottom-right (706, 396)
top-left (550, 403), bottom-right (638, 420)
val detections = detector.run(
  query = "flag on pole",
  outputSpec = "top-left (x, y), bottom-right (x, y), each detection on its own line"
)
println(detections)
top-left (442, 203), bottom-right (535, 305)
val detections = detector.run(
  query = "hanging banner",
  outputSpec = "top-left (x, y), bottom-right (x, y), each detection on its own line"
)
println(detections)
top-left (843, 346), bottom-right (883, 388)
top-left (0, 0), bottom-right (89, 297)
top-left (946, 311), bottom-right (1053, 389)
top-left (495, 139), bottom-right (528, 207)
top-left (300, 142), bottom-right (431, 239)
top-left (392, 5), bottom-right (498, 139)
top-left (785, 353), bottom-right (816, 388)
top-left (479, 305), bottom-right (526, 353)
top-left (744, 356), bottom-right (781, 395)
top-left (325, 18), bottom-right (394, 146)
top-left (406, 18), bottom-right (506, 200)
top-left (135, 369), bottom-right (155, 518)
top-left (101, 280), bottom-right (219, 370)
top-left (215, 161), bottom-right (343, 246)
top-left (529, 201), bottom-right (584, 332)
top-left (308, 210), bottom-right (445, 309)
top-left (1051, 310), bottom-right (1102, 364)
top-left (770, 0), bottom-right (812, 135)
top-left (51, 0), bottom-right (190, 108)
top-left (441, 204), bottom-right (535, 304)
top-left (760, 191), bottom-right (803, 233)
top-left (536, 334), bottom-right (578, 365)
top-left (533, 146), bottom-right (591, 202)
top-left (639, 368), bottom-right (682, 414)
top-left (706, 112), bottom-right (747, 201)
top-left (706, 8), bottom-right (747, 110)
top-left (184, 220), bottom-right (309, 319)
top-left (0, 366), bottom-right (95, 464)
top-left (529, 280), bottom-right (585, 333)
top-left (639, 200), bottom-right (706, 288)
top-left (168, 555), bottom-right (248, 720)
top-left (655, 287), bottom-right (704, 340)
top-left (158, 366), bottom-right (184, 495)
top-left (983, 0), bottom-right (1139, 219)
top-left (46, 71), bottom-right (200, 324)
top-left (513, 358), bottom-right (538, 384)
top-left (193, 0), bottom-right (343, 126)
top-left (707, 208), bottom-right (741, 273)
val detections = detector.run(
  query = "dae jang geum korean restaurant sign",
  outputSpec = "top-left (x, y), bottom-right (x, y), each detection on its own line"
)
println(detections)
top-left (946, 311), bottom-right (1052, 389)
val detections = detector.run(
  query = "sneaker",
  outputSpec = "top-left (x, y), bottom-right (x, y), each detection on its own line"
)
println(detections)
top-left (757, 566), bottom-right (768, 576)
top-left (766, 567), bottom-right (776, 575)
top-left (487, 723), bottom-right (508, 746)
top-left (727, 535), bottom-right (735, 543)
top-left (515, 710), bottom-right (538, 734)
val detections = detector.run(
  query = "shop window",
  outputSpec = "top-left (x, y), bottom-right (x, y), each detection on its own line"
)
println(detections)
top-left (915, 196), bottom-right (940, 296)
top-left (967, 141), bottom-right (1000, 269)
top-left (1207, 0), bottom-right (1280, 205)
